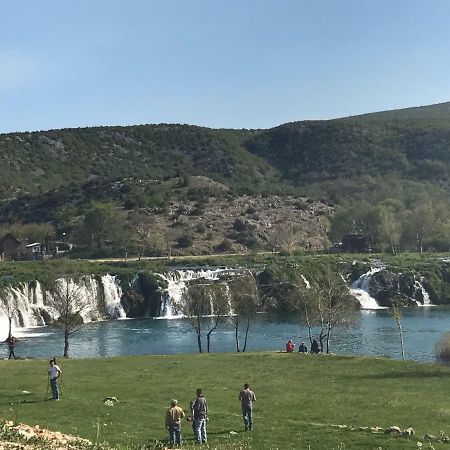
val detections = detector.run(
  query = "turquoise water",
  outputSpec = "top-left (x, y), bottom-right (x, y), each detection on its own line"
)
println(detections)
top-left (4, 307), bottom-right (449, 362)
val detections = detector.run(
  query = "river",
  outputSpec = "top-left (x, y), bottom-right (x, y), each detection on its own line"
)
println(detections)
top-left (3, 306), bottom-right (449, 363)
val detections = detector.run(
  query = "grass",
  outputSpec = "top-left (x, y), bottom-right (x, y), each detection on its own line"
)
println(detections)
top-left (1, 353), bottom-right (450, 449)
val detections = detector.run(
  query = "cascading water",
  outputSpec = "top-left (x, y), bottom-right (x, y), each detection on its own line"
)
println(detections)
top-left (0, 274), bottom-right (126, 338)
top-left (156, 268), bottom-right (243, 318)
top-left (101, 274), bottom-right (126, 318)
top-left (413, 277), bottom-right (432, 306)
top-left (350, 268), bottom-right (386, 310)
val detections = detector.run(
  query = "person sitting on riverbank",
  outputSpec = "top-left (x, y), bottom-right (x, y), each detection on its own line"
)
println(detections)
top-left (285, 340), bottom-right (295, 353)
top-left (298, 341), bottom-right (308, 353)
top-left (310, 339), bottom-right (320, 354)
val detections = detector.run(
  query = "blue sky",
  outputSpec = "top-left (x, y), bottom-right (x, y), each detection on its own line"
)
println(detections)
top-left (1, 1), bottom-right (450, 133)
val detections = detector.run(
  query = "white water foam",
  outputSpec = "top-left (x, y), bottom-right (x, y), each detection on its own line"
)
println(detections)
top-left (350, 268), bottom-right (386, 310)
top-left (157, 268), bottom-right (241, 319)
top-left (0, 274), bottom-right (126, 338)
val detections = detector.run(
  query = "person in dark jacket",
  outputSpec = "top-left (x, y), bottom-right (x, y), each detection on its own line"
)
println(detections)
top-left (7, 336), bottom-right (17, 360)
top-left (192, 388), bottom-right (208, 444)
top-left (310, 339), bottom-right (320, 354)
top-left (298, 341), bottom-right (308, 353)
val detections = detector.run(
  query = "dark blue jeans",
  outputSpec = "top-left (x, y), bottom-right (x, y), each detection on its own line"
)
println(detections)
top-left (168, 422), bottom-right (181, 445)
top-left (50, 378), bottom-right (59, 400)
top-left (242, 406), bottom-right (253, 430)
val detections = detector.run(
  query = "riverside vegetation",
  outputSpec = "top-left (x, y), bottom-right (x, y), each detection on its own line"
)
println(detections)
top-left (1, 102), bottom-right (450, 257)
top-left (1, 353), bottom-right (450, 449)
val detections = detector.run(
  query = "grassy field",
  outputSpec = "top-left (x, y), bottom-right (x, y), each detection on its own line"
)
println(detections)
top-left (1, 353), bottom-right (450, 449)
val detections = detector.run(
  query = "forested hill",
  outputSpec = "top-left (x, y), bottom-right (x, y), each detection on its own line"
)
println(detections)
top-left (245, 101), bottom-right (450, 202)
top-left (0, 125), bottom-right (280, 200)
top-left (1, 101), bottom-right (450, 204)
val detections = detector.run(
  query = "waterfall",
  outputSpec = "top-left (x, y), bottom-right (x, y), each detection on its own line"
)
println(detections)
top-left (413, 277), bottom-right (432, 306)
top-left (157, 268), bottom-right (242, 318)
top-left (0, 274), bottom-right (126, 338)
top-left (101, 275), bottom-right (126, 318)
top-left (350, 268), bottom-right (386, 310)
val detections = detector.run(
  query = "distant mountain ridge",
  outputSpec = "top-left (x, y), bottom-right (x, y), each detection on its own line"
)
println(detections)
top-left (1, 101), bottom-right (450, 205)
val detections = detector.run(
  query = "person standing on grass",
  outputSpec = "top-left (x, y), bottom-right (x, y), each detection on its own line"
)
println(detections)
top-left (165, 399), bottom-right (185, 447)
top-left (192, 388), bottom-right (208, 444)
top-left (7, 336), bottom-right (17, 359)
top-left (239, 383), bottom-right (256, 431)
top-left (48, 358), bottom-right (62, 400)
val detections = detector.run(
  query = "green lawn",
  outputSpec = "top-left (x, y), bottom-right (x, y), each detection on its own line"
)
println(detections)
top-left (1, 352), bottom-right (450, 449)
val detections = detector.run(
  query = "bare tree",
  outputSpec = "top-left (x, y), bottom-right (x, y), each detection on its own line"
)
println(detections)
top-left (48, 278), bottom-right (90, 357)
top-left (303, 270), bottom-right (358, 353)
top-left (133, 222), bottom-right (154, 260)
top-left (267, 225), bottom-right (299, 254)
top-left (388, 301), bottom-right (405, 360)
top-left (180, 284), bottom-right (210, 353)
top-left (228, 276), bottom-right (259, 352)
top-left (206, 284), bottom-right (229, 353)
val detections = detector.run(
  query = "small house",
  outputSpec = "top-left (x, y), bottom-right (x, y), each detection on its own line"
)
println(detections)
top-left (25, 242), bottom-right (43, 260)
top-left (0, 234), bottom-right (22, 261)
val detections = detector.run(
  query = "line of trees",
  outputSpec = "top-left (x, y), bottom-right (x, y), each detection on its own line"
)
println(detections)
top-left (330, 194), bottom-right (450, 253)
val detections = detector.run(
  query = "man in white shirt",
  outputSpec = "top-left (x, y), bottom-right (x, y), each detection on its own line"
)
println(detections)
top-left (48, 358), bottom-right (62, 401)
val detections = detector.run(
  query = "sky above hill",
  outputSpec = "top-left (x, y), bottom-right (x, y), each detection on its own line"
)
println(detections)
top-left (1, 0), bottom-right (450, 133)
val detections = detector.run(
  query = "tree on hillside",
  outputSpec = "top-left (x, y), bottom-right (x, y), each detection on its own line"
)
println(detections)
top-left (75, 201), bottom-right (126, 254)
top-left (131, 218), bottom-right (154, 260)
top-left (3, 223), bottom-right (55, 248)
top-left (267, 225), bottom-right (300, 254)
top-left (407, 197), bottom-right (449, 253)
top-left (228, 276), bottom-right (259, 352)
top-left (302, 270), bottom-right (358, 353)
top-left (378, 206), bottom-right (401, 254)
top-left (48, 278), bottom-right (89, 357)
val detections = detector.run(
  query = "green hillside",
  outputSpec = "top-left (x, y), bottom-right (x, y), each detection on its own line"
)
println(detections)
top-left (1, 101), bottom-right (450, 204)
top-left (0, 124), bottom-right (279, 200)
top-left (246, 102), bottom-right (450, 202)
top-left (1, 101), bottom-right (450, 256)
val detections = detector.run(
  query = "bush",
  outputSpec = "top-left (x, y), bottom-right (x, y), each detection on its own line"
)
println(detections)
top-left (436, 332), bottom-right (450, 363)
top-left (215, 239), bottom-right (233, 252)
top-left (177, 234), bottom-right (194, 248)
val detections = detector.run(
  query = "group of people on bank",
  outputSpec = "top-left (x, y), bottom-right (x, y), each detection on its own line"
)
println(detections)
top-left (285, 338), bottom-right (321, 354)
top-left (165, 384), bottom-right (256, 447)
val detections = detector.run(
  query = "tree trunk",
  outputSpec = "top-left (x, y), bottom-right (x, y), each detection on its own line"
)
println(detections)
top-left (235, 325), bottom-right (240, 352)
top-left (306, 324), bottom-right (313, 345)
top-left (326, 328), bottom-right (331, 354)
top-left (196, 316), bottom-right (202, 353)
top-left (397, 319), bottom-right (405, 360)
top-left (197, 332), bottom-right (202, 353)
top-left (206, 318), bottom-right (220, 353)
top-left (319, 333), bottom-right (324, 353)
top-left (242, 317), bottom-right (250, 352)
top-left (8, 317), bottom-right (12, 340)
top-left (64, 331), bottom-right (70, 358)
